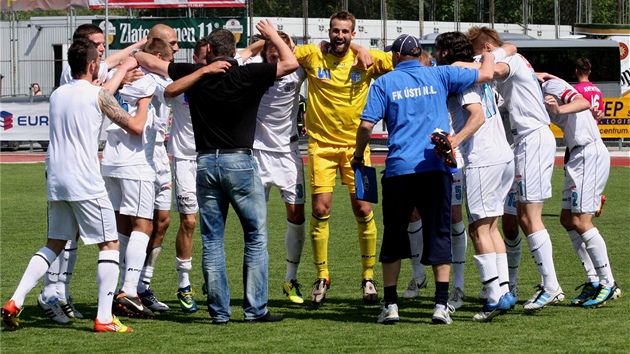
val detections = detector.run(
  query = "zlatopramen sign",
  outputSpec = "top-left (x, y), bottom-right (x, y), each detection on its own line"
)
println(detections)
top-left (92, 18), bottom-right (247, 49)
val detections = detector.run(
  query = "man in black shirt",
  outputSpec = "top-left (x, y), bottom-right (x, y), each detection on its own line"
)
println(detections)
top-left (161, 19), bottom-right (298, 324)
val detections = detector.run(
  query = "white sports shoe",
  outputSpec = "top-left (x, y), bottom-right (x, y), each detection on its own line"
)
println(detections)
top-left (377, 302), bottom-right (400, 324)
top-left (58, 297), bottom-right (84, 319)
top-left (523, 285), bottom-right (564, 312)
top-left (402, 275), bottom-right (428, 299)
top-left (37, 294), bottom-right (70, 324)
top-left (431, 304), bottom-right (453, 324)
top-left (448, 287), bottom-right (465, 310)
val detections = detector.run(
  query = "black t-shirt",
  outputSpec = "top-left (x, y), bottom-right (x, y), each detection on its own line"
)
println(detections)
top-left (168, 57), bottom-right (277, 150)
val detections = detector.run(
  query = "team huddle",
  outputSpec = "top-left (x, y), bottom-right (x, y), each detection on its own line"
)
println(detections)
top-left (1, 11), bottom-right (621, 332)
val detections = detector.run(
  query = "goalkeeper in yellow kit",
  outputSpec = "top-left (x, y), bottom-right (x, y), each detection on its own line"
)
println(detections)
top-left (294, 10), bottom-right (393, 306)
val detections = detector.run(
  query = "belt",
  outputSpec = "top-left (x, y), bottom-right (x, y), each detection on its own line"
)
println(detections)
top-left (198, 148), bottom-right (252, 155)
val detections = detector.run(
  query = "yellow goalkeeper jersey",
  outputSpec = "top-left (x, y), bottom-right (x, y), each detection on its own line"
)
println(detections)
top-left (295, 44), bottom-right (393, 146)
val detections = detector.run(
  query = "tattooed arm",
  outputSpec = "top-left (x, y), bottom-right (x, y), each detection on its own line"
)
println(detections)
top-left (98, 88), bottom-right (151, 135)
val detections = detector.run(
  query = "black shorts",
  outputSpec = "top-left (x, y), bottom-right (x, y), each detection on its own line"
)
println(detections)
top-left (379, 171), bottom-right (453, 265)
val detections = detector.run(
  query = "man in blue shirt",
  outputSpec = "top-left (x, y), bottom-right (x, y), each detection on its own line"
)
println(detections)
top-left (353, 34), bottom-right (495, 325)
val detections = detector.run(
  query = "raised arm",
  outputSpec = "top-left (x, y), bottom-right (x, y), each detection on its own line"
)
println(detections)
top-left (104, 37), bottom-right (147, 69)
top-left (476, 52), bottom-right (495, 84)
top-left (349, 43), bottom-right (374, 70)
top-left (164, 61), bottom-right (231, 98)
top-left (102, 57), bottom-right (139, 94)
top-left (238, 39), bottom-right (265, 63)
top-left (134, 51), bottom-right (170, 77)
top-left (256, 19), bottom-right (298, 78)
top-left (451, 103), bottom-right (485, 149)
top-left (98, 89), bottom-right (151, 135)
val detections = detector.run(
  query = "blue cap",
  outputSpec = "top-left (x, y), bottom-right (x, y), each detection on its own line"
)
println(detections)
top-left (384, 34), bottom-right (422, 56)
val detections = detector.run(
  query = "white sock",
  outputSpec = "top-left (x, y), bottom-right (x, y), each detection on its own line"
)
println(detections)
top-left (581, 228), bottom-right (615, 287)
top-left (138, 246), bottom-right (162, 294)
top-left (12, 247), bottom-right (57, 308)
top-left (568, 230), bottom-right (598, 283)
top-left (96, 250), bottom-right (120, 324)
top-left (42, 255), bottom-right (61, 302)
top-left (285, 220), bottom-right (305, 282)
top-left (56, 240), bottom-right (78, 300)
top-left (117, 233), bottom-right (129, 290)
top-left (451, 221), bottom-right (467, 290)
top-left (176, 257), bottom-right (193, 289)
top-left (496, 253), bottom-right (510, 294)
top-left (474, 253), bottom-right (500, 305)
top-left (526, 230), bottom-right (560, 293)
top-left (407, 220), bottom-right (425, 279)
top-left (504, 233), bottom-right (522, 286)
top-left (121, 231), bottom-right (149, 297)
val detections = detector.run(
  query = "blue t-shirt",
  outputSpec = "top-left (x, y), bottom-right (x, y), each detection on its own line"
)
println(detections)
top-left (360, 60), bottom-right (478, 177)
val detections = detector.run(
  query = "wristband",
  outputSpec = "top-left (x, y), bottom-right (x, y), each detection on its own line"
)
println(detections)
top-left (130, 48), bottom-right (141, 58)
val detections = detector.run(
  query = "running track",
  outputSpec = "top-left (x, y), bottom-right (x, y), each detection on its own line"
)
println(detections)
top-left (1, 153), bottom-right (629, 167)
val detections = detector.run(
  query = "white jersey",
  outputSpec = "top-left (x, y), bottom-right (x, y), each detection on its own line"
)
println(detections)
top-left (60, 62), bottom-right (109, 86)
top-left (47, 80), bottom-right (108, 201)
top-left (542, 78), bottom-right (601, 150)
top-left (254, 66), bottom-right (306, 152)
top-left (148, 67), bottom-right (173, 143)
top-left (496, 54), bottom-right (549, 143)
top-left (101, 72), bottom-right (159, 181)
top-left (166, 93), bottom-right (196, 159)
top-left (448, 83), bottom-right (513, 168)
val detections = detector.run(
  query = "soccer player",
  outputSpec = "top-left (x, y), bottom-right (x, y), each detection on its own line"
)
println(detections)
top-left (163, 38), bottom-right (209, 313)
top-left (101, 38), bottom-right (175, 319)
top-left (355, 34), bottom-right (495, 325)
top-left (237, 32), bottom-right (309, 304)
top-left (468, 26), bottom-right (564, 312)
top-left (542, 77), bottom-right (622, 307)
top-left (435, 32), bottom-right (515, 321)
top-left (574, 58), bottom-right (603, 111)
top-left (38, 24), bottom-right (147, 322)
top-left (293, 11), bottom-right (392, 306)
top-left (2, 38), bottom-right (148, 332)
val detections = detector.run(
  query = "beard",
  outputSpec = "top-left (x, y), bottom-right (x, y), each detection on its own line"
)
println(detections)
top-left (330, 38), bottom-right (350, 55)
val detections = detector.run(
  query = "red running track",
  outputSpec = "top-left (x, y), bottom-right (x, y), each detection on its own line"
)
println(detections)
top-left (1, 153), bottom-right (629, 167)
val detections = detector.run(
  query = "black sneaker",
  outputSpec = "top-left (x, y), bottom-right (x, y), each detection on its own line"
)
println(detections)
top-left (113, 292), bottom-right (155, 318)
top-left (244, 311), bottom-right (284, 323)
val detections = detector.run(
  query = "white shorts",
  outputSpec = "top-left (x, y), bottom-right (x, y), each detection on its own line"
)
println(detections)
top-left (514, 127), bottom-right (555, 203)
top-left (465, 160), bottom-right (514, 223)
top-left (154, 145), bottom-right (172, 211)
top-left (253, 147), bottom-right (306, 204)
top-left (173, 157), bottom-right (199, 214)
top-left (562, 142), bottom-right (610, 214)
top-left (104, 176), bottom-right (155, 219)
top-left (48, 195), bottom-right (118, 245)
top-left (451, 155), bottom-right (465, 206)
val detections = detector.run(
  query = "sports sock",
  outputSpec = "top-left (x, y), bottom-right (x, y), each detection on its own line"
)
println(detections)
top-left (357, 211), bottom-right (377, 280)
top-left (435, 281), bottom-right (449, 307)
top-left (96, 250), bottom-right (119, 324)
top-left (138, 246), bottom-right (162, 294)
top-left (504, 233), bottom-right (522, 286)
top-left (496, 252), bottom-right (510, 294)
top-left (56, 240), bottom-right (78, 300)
top-left (285, 220), bottom-right (305, 282)
top-left (526, 230), bottom-right (560, 293)
top-left (117, 233), bottom-right (129, 290)
top-left (451, 221), bottom-right (467, 290)
top-left (384, 285), bottom-right (398, 304)
top-left (568, 230), bottom-right (598, 283)
top-left (12, 247), bottom-right (57, 308)
top-left (474, 253), bottom-right (501, 305)
top-left (310, 214), bottom-right (330, 279)
top-left (407, 219), bottom-right (426, 279)
top-left (41, 255), bottom-right (61, 302)
top-left (176, 257), bottom-right (193, 289)
top-left (581, 228), bottom-right (615, 288)
top-left (121, 231), bottom-right (149, 297)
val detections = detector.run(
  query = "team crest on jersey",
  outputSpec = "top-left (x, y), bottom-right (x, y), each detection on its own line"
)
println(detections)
top-left (317, 68), bottom-right (331, 82)
top-left (284, 82), bottom-right (297, 93)
top-left (183, 94), bottom-right (189, 106)
top-left (350, 71), bottom-right (362, 83)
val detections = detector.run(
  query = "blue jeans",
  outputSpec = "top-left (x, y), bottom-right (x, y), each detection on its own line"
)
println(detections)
top-left (196, 152), bottom-right (269, 322)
